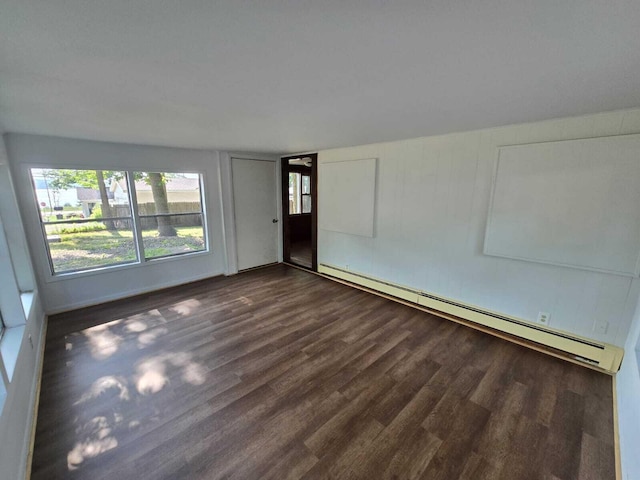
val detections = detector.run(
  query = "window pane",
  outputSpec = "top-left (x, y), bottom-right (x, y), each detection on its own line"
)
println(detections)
top-left (29, 168), bottom-right (130, 222)
top-left (141, 214), bottom-right (206, 259)
top-left (29, 169), bottom-right (136, 274)
top-left (289, 172), bottom-right (301, 214)
top-left (133, 172), bottom-right (207, 260)
top-left (44, 221), bottom-right (137, 273)
top-left (302, 194), bottom-right (312, 213)
top-left (302, 175), bottom-right (311, 194)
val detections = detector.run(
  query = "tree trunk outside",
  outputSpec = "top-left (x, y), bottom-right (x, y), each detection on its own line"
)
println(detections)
top-left (95, 170), bottom-right (116, 231)
top-left (148, 172), bottom-right (177, 237)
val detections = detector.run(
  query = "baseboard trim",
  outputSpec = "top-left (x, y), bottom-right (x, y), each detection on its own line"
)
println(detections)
top-left (45, 271), bottom-right (225, 315)
top-left (24, 315), bottom-right (47, 480)
top-left (313, 263), bottom-right (621, 375)
top-left (237, 262), bottom-right (280, 274)
top-left (613, 375), bottom-right (622, 480)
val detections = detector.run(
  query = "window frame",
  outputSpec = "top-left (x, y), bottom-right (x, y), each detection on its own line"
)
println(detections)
top-left (288, 170), bottom-right (312, 216)
top-left (132, 171), bottom-right (208, 261)
top-left (26, 166), bottom-right (210, 279)
top-left (30, 169), bottom-right (139, 276)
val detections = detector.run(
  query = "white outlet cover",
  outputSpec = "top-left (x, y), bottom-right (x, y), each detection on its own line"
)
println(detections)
top-left (537, 312), bottom-right (551, 325)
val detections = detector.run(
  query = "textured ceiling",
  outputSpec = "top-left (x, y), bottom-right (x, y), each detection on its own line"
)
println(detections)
top-left (1, 0), bottom-right (639, 153)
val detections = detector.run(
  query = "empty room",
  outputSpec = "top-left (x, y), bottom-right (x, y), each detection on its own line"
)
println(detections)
top-left (1, 1), bottom-right (640, 479)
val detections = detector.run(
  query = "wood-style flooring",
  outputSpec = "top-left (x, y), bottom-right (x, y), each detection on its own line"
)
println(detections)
top-left (31, 264), bottom-right (615, 479)
top-left (290, 241), bottom-right (312, 269)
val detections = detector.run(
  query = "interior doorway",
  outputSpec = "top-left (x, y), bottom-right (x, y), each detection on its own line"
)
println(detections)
top-left (281, 153), bottom-right (317, 270)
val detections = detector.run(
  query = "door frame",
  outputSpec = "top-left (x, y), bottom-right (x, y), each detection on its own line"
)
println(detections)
top-left (281, 153), bottom-right (318, 271)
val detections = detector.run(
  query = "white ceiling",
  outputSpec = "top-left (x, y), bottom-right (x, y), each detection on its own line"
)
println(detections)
top-left (1, 0), bottom-right (639, 154)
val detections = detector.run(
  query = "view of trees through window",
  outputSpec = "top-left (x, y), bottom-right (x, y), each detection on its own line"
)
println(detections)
top-left (134, 172), bottom-right (205, 260)
top-left (30, 168), bottom-right (206, 274)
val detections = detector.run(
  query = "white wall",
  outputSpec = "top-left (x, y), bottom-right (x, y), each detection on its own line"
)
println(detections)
top-left (5, 133), bottom-right (231, 313)
top-left (0, 135), bottom-right (46, 480)
top-left (617, 290), bottom-right (640, 480)
top-left (318, 108), bottom-right (640, 347)
top-left (0, 297), bottom-right (45, 480)
top-left (0, 150), bottom-right (35, 293)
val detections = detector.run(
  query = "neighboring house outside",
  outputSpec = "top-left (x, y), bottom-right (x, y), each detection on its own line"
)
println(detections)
top-left (116, 177), bottom-right (201, 203)
top-left (31, 177), bottom-right (79, 209)
top-left (32, 174), bottom-right (200, 218)
top-left (76, 187), bottom-right (116, 217)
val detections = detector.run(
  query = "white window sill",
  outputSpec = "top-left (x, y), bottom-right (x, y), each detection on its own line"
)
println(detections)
top-left (20, 291), bottom-right (34, 319)
top-left (0, 324), bottom-right (25, 382)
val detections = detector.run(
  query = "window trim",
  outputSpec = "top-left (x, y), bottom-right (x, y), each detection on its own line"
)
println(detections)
top-left (133, 170), bottom-right (208, 261)
top-left (39, 217), bottom-right (141, 275)
top-left (288, 171), bottom-right (312, 216)
top-left (32, 169), bottom-right (138, 276)
top-left (26, 167), bottom-right (210, 280)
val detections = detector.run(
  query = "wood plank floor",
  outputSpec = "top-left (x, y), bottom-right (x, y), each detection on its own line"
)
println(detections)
top-left (31, 264), bottom-right (616, 479)
top-left (290, 241), bottom-right (312, 269)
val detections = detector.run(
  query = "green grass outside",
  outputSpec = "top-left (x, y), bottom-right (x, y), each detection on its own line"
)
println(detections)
top-left (47, 226), bottom-right (205, 273)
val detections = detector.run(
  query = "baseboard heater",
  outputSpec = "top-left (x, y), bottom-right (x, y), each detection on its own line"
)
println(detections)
top-left (318, 264), bottom-right (623, 374)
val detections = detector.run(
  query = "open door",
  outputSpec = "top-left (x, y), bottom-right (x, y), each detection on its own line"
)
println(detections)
top-left (281, 153), bottom-right (317, 270)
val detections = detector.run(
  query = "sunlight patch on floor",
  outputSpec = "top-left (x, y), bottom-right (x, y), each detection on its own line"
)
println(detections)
top-left (61, 306), bottom-right (211, 473)
top-left (83, 322), bottom-right (123, 360)
top-left (75, 376), bottom-right (130, 405)
top-left (67, 416), bottom-right (119, 471)
top-left (168, 298), bottom-right (202, 316)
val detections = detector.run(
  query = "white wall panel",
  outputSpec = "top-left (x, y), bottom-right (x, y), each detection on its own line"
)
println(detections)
top-left (318, 109), bottom-right (640, 347)
top-left (319, 158), bottom-right (377, 237)
top-left (485, 135), bottom-right (640, 276)
top-left (617, 293), bottom-right (640, 480)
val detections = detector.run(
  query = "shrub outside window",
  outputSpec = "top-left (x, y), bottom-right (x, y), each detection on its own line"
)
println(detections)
top-left (28, 168), bottom-right (207, 275)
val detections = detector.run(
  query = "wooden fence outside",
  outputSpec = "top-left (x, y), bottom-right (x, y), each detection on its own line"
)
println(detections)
top-left (110, 202), bottom-right (203, 230)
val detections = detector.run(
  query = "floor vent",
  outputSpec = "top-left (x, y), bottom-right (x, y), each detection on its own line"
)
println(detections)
top-left (318, 264), bottom-right (623, 373)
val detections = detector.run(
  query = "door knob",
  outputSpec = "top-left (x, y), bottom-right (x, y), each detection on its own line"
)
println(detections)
top-left (272, 219), bottom-right (279, 223)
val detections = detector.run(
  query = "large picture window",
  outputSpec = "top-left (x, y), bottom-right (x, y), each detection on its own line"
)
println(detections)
top-left (29, 168), bottom-right (207, 275)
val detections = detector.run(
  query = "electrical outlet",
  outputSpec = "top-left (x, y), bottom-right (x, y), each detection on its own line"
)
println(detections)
top-left (537, 311), bottom-right (550, 326)
top-left (594, 320), bottom-right (609, 335)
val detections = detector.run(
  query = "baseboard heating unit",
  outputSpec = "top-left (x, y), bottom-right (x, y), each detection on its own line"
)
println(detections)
top-left (318, 264), bottom-right (624, 374)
